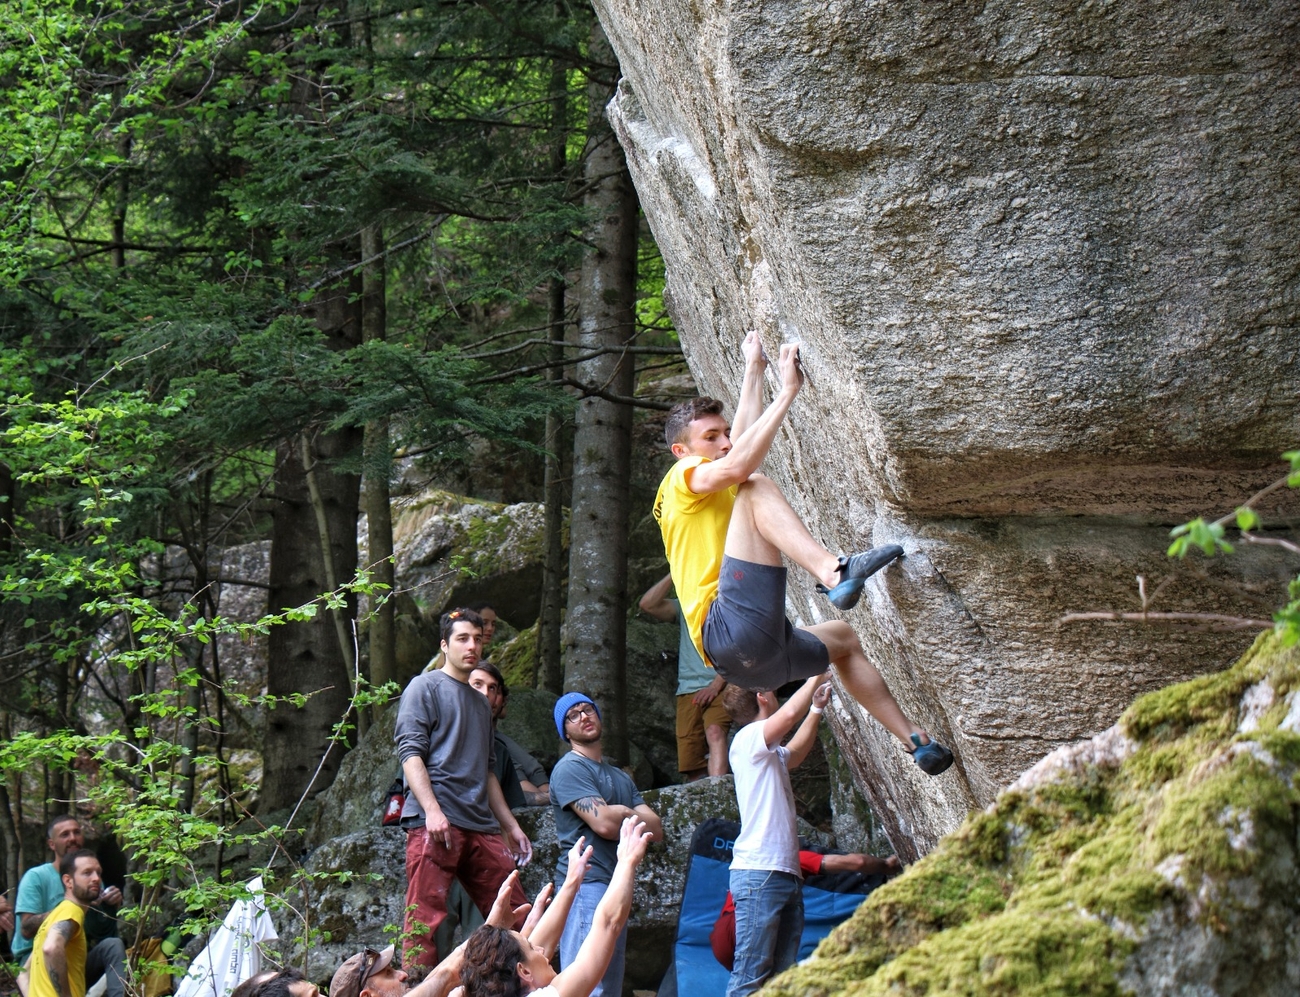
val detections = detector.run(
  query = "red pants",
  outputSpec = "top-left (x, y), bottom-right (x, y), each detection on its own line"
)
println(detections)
top-left (403, 825), bottom-right (528, 967)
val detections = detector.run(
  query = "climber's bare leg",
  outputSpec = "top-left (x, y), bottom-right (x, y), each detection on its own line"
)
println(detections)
top-left (725, 475), bottom-right (840, 587)
top-left (803, 620), bottom-right (927, 747)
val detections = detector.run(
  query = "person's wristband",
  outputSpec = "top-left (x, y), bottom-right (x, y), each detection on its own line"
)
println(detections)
top-left (810, 705), bottom-right (824, 715)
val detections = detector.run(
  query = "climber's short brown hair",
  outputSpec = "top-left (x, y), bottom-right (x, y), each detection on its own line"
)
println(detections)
top-left (721, 684), bottom-right (762, 726)
top-left (664, 397), bottom-right (725, 449)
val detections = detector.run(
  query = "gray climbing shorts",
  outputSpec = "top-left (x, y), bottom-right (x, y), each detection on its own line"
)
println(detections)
top-left (702, 555), bottom-right (830, 691)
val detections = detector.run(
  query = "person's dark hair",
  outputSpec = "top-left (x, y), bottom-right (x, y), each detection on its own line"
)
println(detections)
top-left (47, 814), bottom-right (79, 839)
top-left (440, 607), bottom-right (484, 645)
top-left (231, 967), bottom-right (303, 997)
top-left (461, 925), bottom-right (526, 997)
top-left (473, 661), bottom-right (509, 700)
top-left (249, 968), bottom-right (307, 997)
top-left (721, 684), bottom-right (761, 726)
top-left (59, 848), bottom-right (97, 879)
top-left (664, 397), bottom-right (724, 449)
top-left (467, 601), bottom-right (495, 614)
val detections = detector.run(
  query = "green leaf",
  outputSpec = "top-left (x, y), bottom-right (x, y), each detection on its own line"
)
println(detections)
top-left (1235, 507), bottom-right (1260, 532)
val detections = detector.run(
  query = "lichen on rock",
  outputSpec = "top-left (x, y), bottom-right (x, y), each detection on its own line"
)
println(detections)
top-left (763, 631), bottom-right (1300, 995)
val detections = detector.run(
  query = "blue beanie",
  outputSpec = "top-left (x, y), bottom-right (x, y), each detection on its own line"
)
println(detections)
top-left (554, 692), bottom-right (601, 741)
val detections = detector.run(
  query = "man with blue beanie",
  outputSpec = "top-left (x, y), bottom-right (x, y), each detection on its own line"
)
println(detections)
top-left (549, 692), bottom-right (663, 997)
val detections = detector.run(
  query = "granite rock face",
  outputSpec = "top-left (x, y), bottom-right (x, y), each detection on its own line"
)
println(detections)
top-left (593, 0), bottom-right (1300, 856)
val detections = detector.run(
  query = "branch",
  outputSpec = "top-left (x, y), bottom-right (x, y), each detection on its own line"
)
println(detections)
top-left (1058, 611), bottom-right (1273, 631)
top-left (304, 222), bottom-right (445, 291)
top-left (557, 378), bottom-right (673, 411)
top-left (1240, 532), bottom-right (1300, 556)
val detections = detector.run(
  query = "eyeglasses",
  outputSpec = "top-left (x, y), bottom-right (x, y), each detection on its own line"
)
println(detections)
top-left (565, 704), bottom-right (597, 723)
top-left (352, 948), bottom-right (382, 996)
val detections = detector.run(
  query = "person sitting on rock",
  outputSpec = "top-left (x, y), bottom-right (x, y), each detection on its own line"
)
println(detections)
top-left (459, 817), bottom-right (653, 997)
top-left (548, 694), bottom-right (663, 997)
top-left (653, 330), bottom-right (951, 775)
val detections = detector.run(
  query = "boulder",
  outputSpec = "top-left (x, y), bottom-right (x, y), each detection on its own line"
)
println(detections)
top-left (307, 703), bottom-right (399, 846)
top-left (764, 630), bottom-right (1300, 995)
top-left (590, 0), bottom-right (1300, 856)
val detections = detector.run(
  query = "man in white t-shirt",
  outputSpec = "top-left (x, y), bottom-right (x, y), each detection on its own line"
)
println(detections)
top-left (720, 674), bottom-right (831, 997)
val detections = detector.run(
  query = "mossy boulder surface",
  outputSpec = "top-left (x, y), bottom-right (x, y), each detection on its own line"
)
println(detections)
top-left (765, 632), bottom-right (1300, 996)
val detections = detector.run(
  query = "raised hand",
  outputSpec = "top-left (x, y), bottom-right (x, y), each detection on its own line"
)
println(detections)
top-left (742, 329), bottom-right (768, 370)
top-left (566, 835), bottom-right (595, 885)
top-left (520, 883), bottom-right (553, 936)
top-left (616, 817), bottom-right (652, 867)
top-left (777, 342), bottom-right (804, 396)
top-left (486, 870), bottom-right (530, 929)
top-left (812, 681), bottom-right (832, 712)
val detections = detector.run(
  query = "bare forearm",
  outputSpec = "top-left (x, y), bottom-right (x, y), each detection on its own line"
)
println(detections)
top-left (592, 859), bottom-right (636, 938)
top-left (638, 574), bottom-right (676, 619)
top-left (700, 387), bottom-right (798, 491)
top-left (408, 950), bottom-right (463, 997)
top-left (633, 805), bottom-right (663, 842)
top-left (531, 872), bottom-right (581, 956)
top-left (730, 360), bottom-right (769, 439)
top-left (785, 710), bottom-right (822, 770)
top-left (22, 911), bottom-right (46, 940)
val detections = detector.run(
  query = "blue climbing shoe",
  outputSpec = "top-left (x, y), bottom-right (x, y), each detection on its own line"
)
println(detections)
top-left (910, 733), bottom-right (954, 776)
top-left (816, 544), bottom-right (905, 610)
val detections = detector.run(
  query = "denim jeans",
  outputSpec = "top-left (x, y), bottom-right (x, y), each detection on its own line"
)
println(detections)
top-left (559, 880), bottom-right (627, 997)
top-left (725, 868), bottom-right (803, 997)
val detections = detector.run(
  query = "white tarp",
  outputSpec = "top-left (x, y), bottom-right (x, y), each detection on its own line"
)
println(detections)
top-left (175, 877), bottom-right (278, 997)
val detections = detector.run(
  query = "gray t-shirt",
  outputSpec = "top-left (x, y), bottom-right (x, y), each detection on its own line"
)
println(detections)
top-left (550, 751), bottom-right (643, 885)
top-left (498, 731), bottom-right (548, 788)
top-left (394, 670), bottom-right (499, 833)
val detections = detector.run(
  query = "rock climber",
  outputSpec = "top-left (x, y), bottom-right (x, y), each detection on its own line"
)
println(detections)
top-left (653, 331), bottom-right (951, 774)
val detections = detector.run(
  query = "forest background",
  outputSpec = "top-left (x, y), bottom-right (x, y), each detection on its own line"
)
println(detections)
top-left (0, 0), bottom-right (686, 960)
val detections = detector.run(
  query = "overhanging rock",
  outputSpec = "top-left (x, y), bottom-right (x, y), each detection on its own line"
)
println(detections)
top-left (593, 0), bottom-right (1300, 857)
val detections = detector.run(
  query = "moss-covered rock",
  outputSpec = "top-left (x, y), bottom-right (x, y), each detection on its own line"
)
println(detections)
top-left (765, 632), bottom-right (1300, 996)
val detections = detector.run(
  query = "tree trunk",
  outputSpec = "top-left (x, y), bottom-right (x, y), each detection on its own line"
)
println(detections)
top-left (562, 22), bottom-right (638, 765)
top-left (361, 223), bottom-right (395, 722)
top-left (262, 277), bottom-right (363, 811)
top-left (538, 33), bottom-right (571, 696)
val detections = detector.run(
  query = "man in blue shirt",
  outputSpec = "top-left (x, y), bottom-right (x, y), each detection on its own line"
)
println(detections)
top-left (549, 693), bottom-right (663, 997)
top-left (640, 573), bottom-right (732, 780)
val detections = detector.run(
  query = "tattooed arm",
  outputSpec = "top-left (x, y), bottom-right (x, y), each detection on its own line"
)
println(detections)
top-left (568, 796), bottom-right (634, 840)
top-left (42, 919), bottom-right (80, 997)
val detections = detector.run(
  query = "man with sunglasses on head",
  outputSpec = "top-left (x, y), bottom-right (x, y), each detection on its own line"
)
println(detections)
top-left (548, 693), bottom-right (663, 997)
top-left (394, 607), bottom-right (532, 970)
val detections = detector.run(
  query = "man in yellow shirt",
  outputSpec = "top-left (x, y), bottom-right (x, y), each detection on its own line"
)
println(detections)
top-left (654, 331), bottom-right (952, 775)
top-left (30, 848), bottom-right (103, 997)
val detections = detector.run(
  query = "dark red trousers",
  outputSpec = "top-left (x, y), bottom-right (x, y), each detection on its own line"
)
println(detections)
top-left (403, 825), bottom-right (528, 967)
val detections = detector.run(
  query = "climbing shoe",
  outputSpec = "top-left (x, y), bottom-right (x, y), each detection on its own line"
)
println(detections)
top-left (910, 733), bottom-right (954, 776)
top-left (816, 544), bottom-right (905, 610)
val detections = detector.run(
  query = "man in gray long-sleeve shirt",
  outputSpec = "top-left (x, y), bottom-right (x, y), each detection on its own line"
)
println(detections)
top-left (393, 607), bottom-right (532, 969)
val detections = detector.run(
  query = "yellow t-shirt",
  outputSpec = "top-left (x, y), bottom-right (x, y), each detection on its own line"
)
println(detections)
top-left (653, 456), bottom-right (736, 666)
top-left (30, 899), bottom-right (86, 997)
